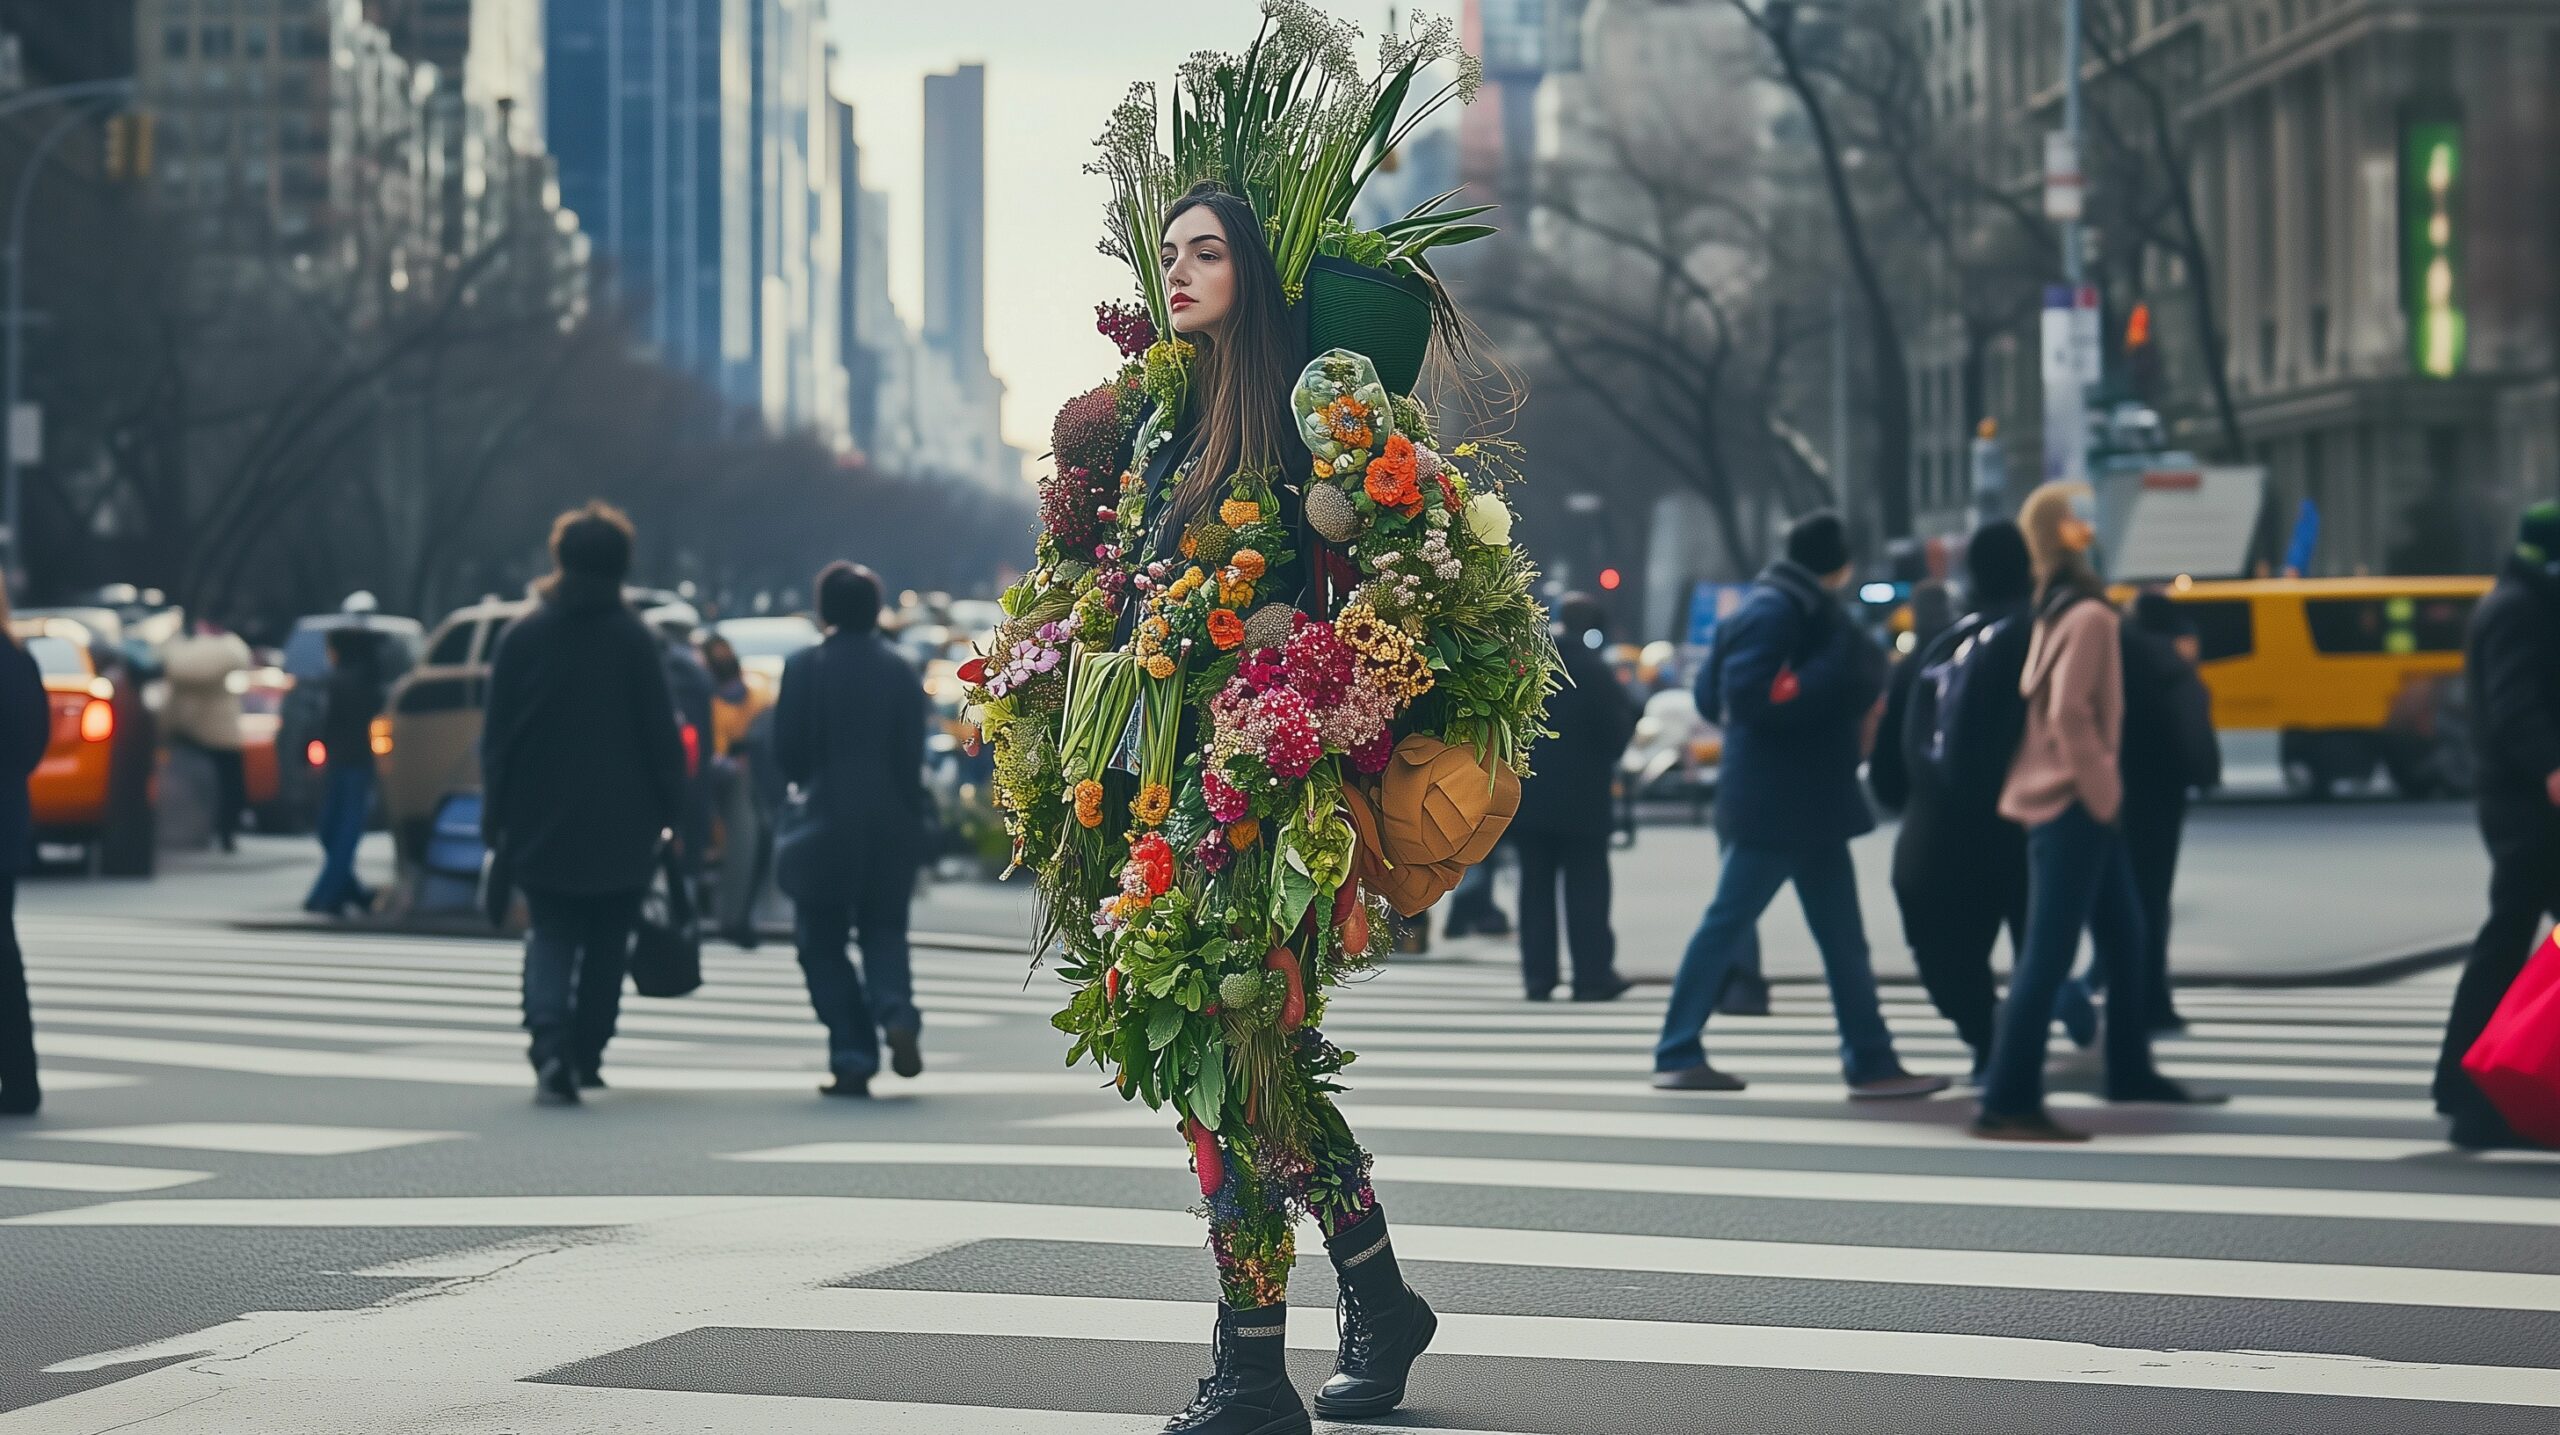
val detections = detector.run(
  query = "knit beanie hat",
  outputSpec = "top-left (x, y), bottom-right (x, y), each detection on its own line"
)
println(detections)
top-left (2518, 502), bottom-right (2560, 565)
top-left (1964, 521), bottom-right (2033, 608)
top-left (1784, 511), bottom-right (1852, 577)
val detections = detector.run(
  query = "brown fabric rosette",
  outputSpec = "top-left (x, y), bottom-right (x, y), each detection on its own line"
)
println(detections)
top-left (1379, 733), bottom-right (1520, 869)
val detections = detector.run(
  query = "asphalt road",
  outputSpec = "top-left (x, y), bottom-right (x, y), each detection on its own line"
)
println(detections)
top-left (3, 907), bottom-right (2555, 1433)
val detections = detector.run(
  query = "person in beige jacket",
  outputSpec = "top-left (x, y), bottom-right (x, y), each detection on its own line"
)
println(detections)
top-left (1972, 483), bottom-right (2218, 1141)
top-left (162, 621), bottom-right (254, 852)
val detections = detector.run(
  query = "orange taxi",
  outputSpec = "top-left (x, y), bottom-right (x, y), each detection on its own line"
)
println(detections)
top-left (11, 617), bottom-right (119, 845)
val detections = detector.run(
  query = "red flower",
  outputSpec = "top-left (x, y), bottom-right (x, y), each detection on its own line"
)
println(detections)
top-left (957, 656), bottom-right (989, 685)
top-left (1208, 607), bottom-right (1247, 651)
top-left (1131, 833), bottom-right (1175, 897)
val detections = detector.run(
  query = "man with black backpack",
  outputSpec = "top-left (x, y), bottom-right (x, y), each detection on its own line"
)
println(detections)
top-left (1868, 522), bottom-right (2036, 1079)
top-left (1650, 512), bottom-right (1946, 1098)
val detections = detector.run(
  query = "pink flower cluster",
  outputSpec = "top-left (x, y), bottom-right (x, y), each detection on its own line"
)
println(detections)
top-left (1206, 610), bottom-right (1399, 781)
top-left (985, 622), bottom-right (1070, 698)
top-left (1202, 768), bottom-right (1249, 823)
top-left (1282, 617), bottom-right (1354, 706)
top-left (1242, 685), bottom-right (1323, 779)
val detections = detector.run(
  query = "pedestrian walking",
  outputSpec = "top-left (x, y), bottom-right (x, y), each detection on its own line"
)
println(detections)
top-left (1439, 840), bottom-right (1512, 938)
top-left (0, 578), bottom-right (49, 1116)
top-left (1973, 483), bottom-right (2216, 1142)
top-left (2433, 502), bottom-right (2560, 1150)
top-left (1652, 511), bottom-right (1946, 1098)
top-left (301, 628), bottom-right (383, 918)
top-left (773, 561), bottom-right (928, 1098)
top-left (702, 635), bottom-right (773, 948)
top-left (2056, 590), bottom-right (2219, 1039)
top-left (1868, 522), bottom-right (2035, 1078)
top-left (1514, 594), bottom-right (1640, 1002)
top-left (481, 502), bottom-right (688, 1106)
top-left (162, 620), bottom-right (253, 852)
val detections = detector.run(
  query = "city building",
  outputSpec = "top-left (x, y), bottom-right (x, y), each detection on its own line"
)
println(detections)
top-left (921, 62), bottom-right (984, 372)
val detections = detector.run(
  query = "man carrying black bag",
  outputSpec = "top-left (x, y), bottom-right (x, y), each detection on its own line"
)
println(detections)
top-left (482, 503), bottom-right (688, 1106)
top-left (775, 562), bottom-right (930, 1098)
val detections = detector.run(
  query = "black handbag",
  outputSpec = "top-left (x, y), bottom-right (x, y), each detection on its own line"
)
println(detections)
top-left (629, 842), bottom-right (703, 998)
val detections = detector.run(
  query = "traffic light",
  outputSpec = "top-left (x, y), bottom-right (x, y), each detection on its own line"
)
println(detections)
top-left (104, 111), bottom-right (155, 181)
top-left (2124, 301), bottom-right (2162, 401)
top-left (1597, 567), bottom-right (1622, 591)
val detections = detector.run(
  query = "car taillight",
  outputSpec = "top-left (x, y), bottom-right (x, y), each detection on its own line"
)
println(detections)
top-left (78, 698), bottom-right (114, 743)
top-left (680, 722), bottom-right (701, 777)
top-left (305, 739), bottom-right (328, 767)
top-left (370, 716), bottom-right (393, 756)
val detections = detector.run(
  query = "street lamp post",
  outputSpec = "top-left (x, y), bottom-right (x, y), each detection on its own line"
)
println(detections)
top-left (0, 79), bottom-right (134, 582)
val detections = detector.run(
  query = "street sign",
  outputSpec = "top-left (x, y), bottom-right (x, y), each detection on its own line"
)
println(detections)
top-left (2043, 130), bottom-right (2084, 222)
top-left (2040, 286), bottom-right (2100, 484)
top-left (2100, 465), bottom-right (2268, 583)
top-left (7, 402), bottom-right (37, 466)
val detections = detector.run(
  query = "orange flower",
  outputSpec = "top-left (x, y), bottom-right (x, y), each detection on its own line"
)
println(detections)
top-left (1228, 818), bottom-right (1261, 850)
top-left (1145, 653), bottom-right (1177, 680)
top-left (1208, 607), bottom-right (1247, 651)
top-left (1365, 434), bottom-right (1423, 516)
top-left (1179, 531), bottom-right (1199, 558)
top-left (1321, 394), bottom-right (1374, 449)
top-left (1230, 548), bottom-right (1267, 581)
top-left (1132, 783), bottom-right (1172, 826)
top-left (1074, 779), bottom-right (1105, 829)
top-left (1220, 498), bottom-right (1262, 528)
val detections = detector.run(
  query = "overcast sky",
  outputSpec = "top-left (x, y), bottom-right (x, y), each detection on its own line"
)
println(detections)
top-left (828, 1), bottom-right (1462, 459)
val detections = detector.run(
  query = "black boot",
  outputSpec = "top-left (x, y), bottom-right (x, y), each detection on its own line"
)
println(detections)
top-left (1315, 1206), bottom-right (1437, 1419)
top-left (1163, 1302), bottom-right (1308, 1435)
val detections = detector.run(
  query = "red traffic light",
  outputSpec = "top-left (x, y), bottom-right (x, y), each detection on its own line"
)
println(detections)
top-left (2126, 302), bottom-right (2152, 349)
top-left (1598, 568), bottom-right (1622, 591)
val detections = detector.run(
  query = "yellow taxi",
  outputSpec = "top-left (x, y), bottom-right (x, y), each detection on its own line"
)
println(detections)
top-left (12, 617), bottom-right (120, 849)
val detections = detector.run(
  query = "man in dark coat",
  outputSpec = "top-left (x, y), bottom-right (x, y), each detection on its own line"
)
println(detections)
top-left (2434, 502), bottom-right (2560, 1149)
top-left (1652, 512), bottom-right (1944, 1097)
top-left (302, 629), bottom-right (383, 917)
top-left (481, 503), bottom-right (687, 1105)
top-left (0, 603), bottom-right (50, 1116)
top-left (1868, 521), bottom-right (2034, 1076)
top-left (1512, 593), bottom-right (1641, 1002)
top-left (775, 562), bottom-right (930, 1097)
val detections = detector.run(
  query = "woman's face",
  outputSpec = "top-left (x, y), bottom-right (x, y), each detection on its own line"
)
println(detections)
top-left (1161, 204), bottom-right (1235, 336)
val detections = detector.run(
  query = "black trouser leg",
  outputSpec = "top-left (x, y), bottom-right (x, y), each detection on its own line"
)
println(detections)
top-left (2123, 793), bottom-right (2186, 1025)
top-left (1900, 879), bottom-right (2005, 1064)
top-left (0, 877), bottom-right (35, 1104)
top-left (2435, 826), bottom-right (2560, 1131)
top-left (572, 891), bottom-right (639, 1076)
top-left (1558, 833), bottom-right (1618, 994)
top-left (1513, 832), bottom-right (1562, 997)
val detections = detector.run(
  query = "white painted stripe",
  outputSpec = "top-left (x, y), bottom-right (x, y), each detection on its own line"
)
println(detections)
top-left (755, 1287), bottom-right (2560, 1407)
top-left (1346, 1049), bottom-right (2432, 1088)
top-left (26, 980), bottom-right (997, 1036)
top-left (17, 1033), bottom-right (1056, 1095)
top-left (1037, 1102), bottom-right (2502, 1163)
top-left (1339, 1074), bottom-right (2434, 1122)
top-left (31, 1006), bottom-right (709, 1053)
top-left (1324, 1027), bottom-right (2441, 1063)
top-left (1329, 1007), bottom-right (2450, 1045)
top-left (2, 1195), bottom-right (765, 1225)
top-left (30, 963), bottom-right (1054, 1021)
top-left (0, 1157), bottom-right (209, 1192)
top-left (24, 1068), bottom-right (143, 1092)
top-left (31, 1122), bottom-right (463, 1156)
top-left (720, 1142), bottom-right (2560, 1229)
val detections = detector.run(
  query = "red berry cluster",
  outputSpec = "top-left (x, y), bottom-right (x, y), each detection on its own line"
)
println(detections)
top-left (1095, 300), bottom-right (1157, 360)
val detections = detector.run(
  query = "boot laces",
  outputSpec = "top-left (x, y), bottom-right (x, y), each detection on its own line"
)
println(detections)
top-left (1172, 1325), bottom-right (1248, 1425)
top-left (1335, 1284), bottom-right (1382, 1372)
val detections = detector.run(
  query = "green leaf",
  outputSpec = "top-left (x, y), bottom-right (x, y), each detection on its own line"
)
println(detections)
top-left (1146, 1001), bottom-right (1184, 1052)
top-left (1192, 1058), bottom-right (1226, 1130)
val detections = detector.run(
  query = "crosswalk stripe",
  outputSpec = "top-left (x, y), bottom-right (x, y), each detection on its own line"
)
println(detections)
top-left (748, 1287), bottom-right (2560, 1406)
top-left (718, 1142), bottom-right (2560, 1228)
top-left (30, 1123), bottom-right (463, 1156)
top-left (26, 1069), bottom-right (144, 1092)
top-left (0, 1157), bottom-right (209, 1192)
top-left (1291, 1026), bottom-right (2442, 1064)
top-left (1035, 1102), bottom-right (2511, 1163)
top-left (26, 979), bottom-right (999, 1037)
top-left (1325, 1009), bottom-right (2448, 1044)
top-left (32, 1005), bottom-right (715, 1053)
top-left (1344, 1049), bottom-right (2432, 1088)
top-left (1337, 1074), bottom-right (2435, 1121)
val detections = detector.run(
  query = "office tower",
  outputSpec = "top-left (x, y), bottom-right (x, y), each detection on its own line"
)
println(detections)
top-left (921, 62), bottom-right (985, 367)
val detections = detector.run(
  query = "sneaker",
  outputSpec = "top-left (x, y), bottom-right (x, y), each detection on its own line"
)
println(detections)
top-left (1651, 1063), bottom-right (1747, 1092)
top-left (1849, 1071), bottom-right (1952, 1101)
top-left (1571, 975), bottom-right (1636, 1003)
top-left (1970, 1110), bottom-right (2089, 1142)
top-left (577, 1069), bottom-right (606, 1090)
top-left (2105, 1076), bottom-right (2227, 1105)
top-left (535, 1058), bottom-right (581, 1107)
top-left (820, 1071), bottom-right (872, 1098)
top-left (887, 1028), bottom-right (924, 1080)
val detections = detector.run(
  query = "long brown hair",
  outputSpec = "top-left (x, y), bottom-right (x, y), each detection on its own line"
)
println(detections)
top-left (1161, 183), bottom-right (1300, 527)
top-left (2018, 481), bottom-right (2103, 606)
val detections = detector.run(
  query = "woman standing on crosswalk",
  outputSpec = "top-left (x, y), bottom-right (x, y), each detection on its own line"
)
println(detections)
top-left (966, 17), bottom-right (1551, 1433)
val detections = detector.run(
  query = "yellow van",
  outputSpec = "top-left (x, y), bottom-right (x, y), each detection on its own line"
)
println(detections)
top-left (2141, 577), bottom-right (2488, 798)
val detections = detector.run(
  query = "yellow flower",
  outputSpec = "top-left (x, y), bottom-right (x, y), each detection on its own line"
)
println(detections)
top-left (1074, 780), bottom-right (1105, 829)
top-left (1132, 783), bottom-right (1172, 826)
top-left (1312, 459), bottom-right (1334, 479)
top-left (1220, 499), bottom-right (1262, 528)
top-left (1218, 577), bottom-right (1254, 608)
top-left (1179, 531), bottom-right (1199, 558)
top-left (1146, 653), bottom-right (1176, 681)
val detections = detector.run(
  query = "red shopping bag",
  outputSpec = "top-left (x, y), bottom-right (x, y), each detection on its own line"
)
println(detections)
top-left (2463, 933), bottom-right (2560, 1148)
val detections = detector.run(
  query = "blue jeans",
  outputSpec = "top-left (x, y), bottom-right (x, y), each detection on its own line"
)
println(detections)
top-left (1654, 839), bottom-right (1900, 1082)
top-left (1981, 803), bottom-right (2164, 1117)
top-left (302, 765), bottom-right (374, 915)
top-left (793, 865), bottom-right (919, 1077)
top-left (521, 888), bottom-right (640, 1074)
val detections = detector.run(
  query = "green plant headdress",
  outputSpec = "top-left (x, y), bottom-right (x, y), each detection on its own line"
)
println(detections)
top-left (1087, 2), bottom-right (1492, 335)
